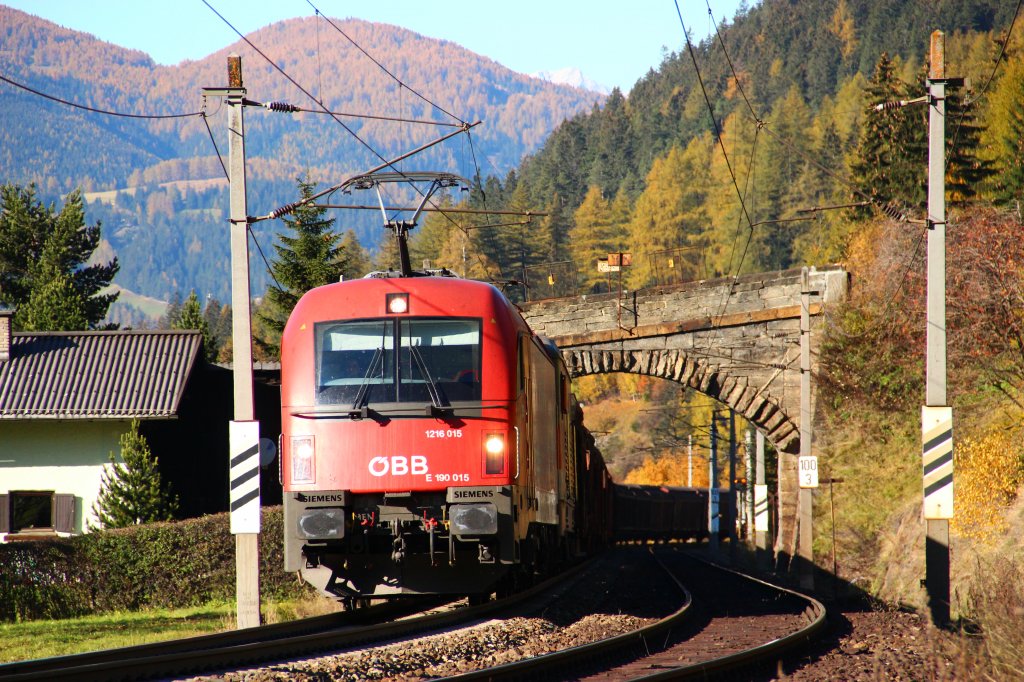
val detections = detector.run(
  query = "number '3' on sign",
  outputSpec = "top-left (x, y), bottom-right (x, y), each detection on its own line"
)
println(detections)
top-left (798, 455), bottom-right (818, 488)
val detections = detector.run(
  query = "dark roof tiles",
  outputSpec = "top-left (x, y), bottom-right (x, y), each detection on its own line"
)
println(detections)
top-left (0, 330), bottom-right (202, 419)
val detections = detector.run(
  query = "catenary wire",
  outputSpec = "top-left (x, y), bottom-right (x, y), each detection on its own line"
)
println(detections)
top-left (0, 72), bottom-right (200, 119)
top-left (302, 0), bottom-right (466, 126)
top-left (201, 0), bottom-right (479, 250)
top-left (674, 0), bottom-right (755, 231)
top-left (945, 0), bottom-right (1022, 175)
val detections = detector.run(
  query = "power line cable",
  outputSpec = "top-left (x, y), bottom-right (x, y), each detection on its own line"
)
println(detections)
top-left (202, 0), bottom-right (399, 172)
top-left (702, 4), bottom-right (917, 220)
top-left (201, 0), bottom-right (479, 255)
top-left (247, 226), bottom-right (286, 293)
top-left (302, 0), bottom-right (466, 126)
top-left (200, 99), bottom-right (230, 181)
top-left (674, 0), bottom-right (755, 231)
top-left (0, 72), bottom-right (200, 119)
top-left (945, 0), bottom-right (1022, 175)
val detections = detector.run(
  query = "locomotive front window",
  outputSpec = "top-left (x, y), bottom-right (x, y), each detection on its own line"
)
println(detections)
top-left (315, 318), bottom-right (481, 406)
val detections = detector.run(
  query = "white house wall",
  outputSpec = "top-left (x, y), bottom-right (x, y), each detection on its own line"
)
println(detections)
top-left (0, 420), bottom-right (131, 539)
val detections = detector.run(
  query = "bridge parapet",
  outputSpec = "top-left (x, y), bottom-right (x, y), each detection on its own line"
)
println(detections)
top-left (520, 266), bottom-right (848, 345)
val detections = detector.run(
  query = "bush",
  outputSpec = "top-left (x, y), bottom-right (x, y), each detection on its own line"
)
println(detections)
top-left (0, 507), bottom-right (310, 622)
top-left (952, 431), bottom-right (1024, 543)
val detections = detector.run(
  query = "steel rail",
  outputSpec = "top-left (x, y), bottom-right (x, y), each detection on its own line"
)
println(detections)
top-left (0, 562), bottom-right (591, 681)
top-left (445, 550), bottom-right (826, 681)
top-left (630, 553), bottom-right (828, 680)
top-left (0, 598), bottom-right (442, 681)
top-left (446, 549), bottom-right (695, 681)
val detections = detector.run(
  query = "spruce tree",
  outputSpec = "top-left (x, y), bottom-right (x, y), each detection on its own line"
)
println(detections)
top-left (258, 177), bottom-right (345, 356)
top-left (0, 184), bottom-right (118, 329)
top-left (172, 290), bottom-right (216, 362)
top-left (91, 420), bottom-right (178, 529)
top-left (849, 53), bottom-right (927, 218)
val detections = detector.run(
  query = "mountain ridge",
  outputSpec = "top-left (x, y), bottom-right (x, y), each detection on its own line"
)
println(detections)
top-left (0, 5), bottom-right (606, 310)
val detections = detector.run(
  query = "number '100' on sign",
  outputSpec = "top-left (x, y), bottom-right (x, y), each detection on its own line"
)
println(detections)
top-left (798, 455), bottom-right (818, 488)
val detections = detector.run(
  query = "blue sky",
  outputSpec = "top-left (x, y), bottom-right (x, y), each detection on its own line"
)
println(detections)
top-left (6, 0), bottom-right (749, 93)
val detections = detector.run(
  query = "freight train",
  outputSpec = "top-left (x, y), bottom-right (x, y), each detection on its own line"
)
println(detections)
top-left (278, 192), bottom-right (730, 602)
top-left (280, 263), bottom-right (617, 603)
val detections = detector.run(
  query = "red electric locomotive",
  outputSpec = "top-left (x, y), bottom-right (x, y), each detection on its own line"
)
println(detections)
top-left (280, 269), bottom-right (599, 602)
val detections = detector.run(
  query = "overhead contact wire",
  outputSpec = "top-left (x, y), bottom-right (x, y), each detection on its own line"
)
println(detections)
top-left (302, 0), bottom-right (466, 125)
top-left (201, 0), bottom-right (476, 231)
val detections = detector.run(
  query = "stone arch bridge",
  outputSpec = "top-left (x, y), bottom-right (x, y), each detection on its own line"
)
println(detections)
top-left (519, 266), bottom-right (848, 454)
top-left (519, 265), bottom-right (849, 559)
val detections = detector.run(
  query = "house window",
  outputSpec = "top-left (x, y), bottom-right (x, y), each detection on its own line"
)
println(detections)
top-left (12, 492), bottom-right (53, 531)
top-left (0, 492), bottom-right (76, 534)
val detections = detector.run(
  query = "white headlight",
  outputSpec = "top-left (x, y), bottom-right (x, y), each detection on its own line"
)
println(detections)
top-left (291, 435), bottom-right (315, 483)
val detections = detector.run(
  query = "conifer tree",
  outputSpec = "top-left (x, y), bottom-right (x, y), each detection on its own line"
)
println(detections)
top-left (849, 53), bottom-right (927, 217)
top-left (570, 186), bottom-right (619, 292)
top-left (630, 138), bottom-right (712, 287)
top-left (983, 53), bottom-right (1024, 203)
top-left (159, 291), bottom-right (183, 329)
top-left (258, 177), bottom-right (345, 356)
top-left (943, 88), bottom-right (994, 204)
top-left (171, 290), bottom-right (215, 362)
top-left (18, 226), bottom-right (91, 332)
top-left (338, 230), bottom-right (369, 280)
top-left (91, 420), bottom-right (178, 529)
top-left (0, 184), bottom-right (118, 329)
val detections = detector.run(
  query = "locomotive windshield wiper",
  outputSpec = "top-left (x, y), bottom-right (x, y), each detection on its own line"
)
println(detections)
top-left (351, 346), bottom-right (384, 412)
top-left (408, 344), bottom-right (453, 416)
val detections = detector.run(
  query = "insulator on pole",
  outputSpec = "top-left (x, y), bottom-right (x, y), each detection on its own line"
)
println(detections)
top-left (265, 101), bottom-right (300, 113)
top-left (270, 202), bottom-right (299, 219)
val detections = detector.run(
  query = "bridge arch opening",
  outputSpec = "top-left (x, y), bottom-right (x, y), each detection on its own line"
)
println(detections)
top-left (564, 347), bottom-right (800, 455)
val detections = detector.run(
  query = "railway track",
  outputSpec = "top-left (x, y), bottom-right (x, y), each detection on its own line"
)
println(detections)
top-left (0, 550), bottom-right (824, 681)
top-left (447, 548), bottom-right (826, 681)
top-left (0, 561), bottom-right (595, 682)
top-left (0, 597), bottom-right (452, 681)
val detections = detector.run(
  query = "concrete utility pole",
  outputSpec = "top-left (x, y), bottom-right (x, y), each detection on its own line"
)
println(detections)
top-left (798, 267), bottom-right (818, 591)
top-left (728, 409), bottom-right (737, 542)
top-left (204, 55), bottom-right (262, 630)
top-left (754, 430), bottom-right (769, 568)
top-left (923, 31), bottom-right (955, 628)
top-left (709, 415), bottom-right (720, 552)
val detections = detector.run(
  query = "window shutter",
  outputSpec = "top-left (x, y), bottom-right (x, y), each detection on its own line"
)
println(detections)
top-left (0, 494), bottom-right (8, 533)
top-left (54, 494), bottom-right (76, 534)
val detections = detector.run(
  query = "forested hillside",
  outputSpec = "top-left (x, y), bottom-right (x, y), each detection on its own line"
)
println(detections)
top-left (410, 0), bottom-right (1020, 293)
top-left (0, 6), bottom-right (602, 311)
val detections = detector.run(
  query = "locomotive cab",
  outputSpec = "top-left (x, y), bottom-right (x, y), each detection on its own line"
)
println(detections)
top-left (281, 275), bottom-right (558, 600)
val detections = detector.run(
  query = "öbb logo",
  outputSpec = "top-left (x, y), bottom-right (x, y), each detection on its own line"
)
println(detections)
top-left (368, 455), bottom-right (429, 477)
